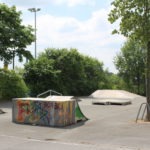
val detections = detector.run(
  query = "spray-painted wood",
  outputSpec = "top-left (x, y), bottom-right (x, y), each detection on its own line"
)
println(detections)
top-left (12, 97), bottom-right (75, 127)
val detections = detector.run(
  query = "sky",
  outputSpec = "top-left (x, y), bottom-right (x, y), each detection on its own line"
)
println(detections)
top-left (0, 0), bottom-right (126, 73)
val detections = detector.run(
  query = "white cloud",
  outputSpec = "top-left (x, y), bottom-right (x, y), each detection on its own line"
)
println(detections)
top-left (28, 8), bottom-right (125, 73)
top-left (0, 1), bottom-right (125, 73)
top-left (52, 0), bottom-right (96, 7)
top-left (1, 0), bottom-right (96, 8)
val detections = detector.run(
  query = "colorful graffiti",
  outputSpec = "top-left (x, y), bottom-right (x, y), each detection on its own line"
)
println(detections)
top-left (13, 99), bottom-right (76, 127)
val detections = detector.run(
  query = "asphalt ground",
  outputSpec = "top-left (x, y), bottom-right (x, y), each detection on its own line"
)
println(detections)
top-left (0, 94), bottom-right (149, 150)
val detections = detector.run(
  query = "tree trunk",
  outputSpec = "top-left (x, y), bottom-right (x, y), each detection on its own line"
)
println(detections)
top-left (146, 41), bottom-right (150, 120)
top-left (137, 69), bottom-right (140, 94)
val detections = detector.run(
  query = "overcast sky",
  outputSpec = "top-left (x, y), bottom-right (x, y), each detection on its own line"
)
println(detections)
top-left (0, 0), bottom-right (125, 73)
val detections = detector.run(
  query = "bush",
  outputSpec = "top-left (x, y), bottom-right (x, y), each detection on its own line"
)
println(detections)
top-left (24, 48), bottom-right (106, 96)
top-left (24, 57), bottom-right (61, 97)
top-left (0, 69), bottom-right (29, 101)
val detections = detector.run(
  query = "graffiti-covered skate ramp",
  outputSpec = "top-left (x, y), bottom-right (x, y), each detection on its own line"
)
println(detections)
top-left (91, 90), bottom-right (139, 105)
top-left (12, 96), bottom-right (88, 127)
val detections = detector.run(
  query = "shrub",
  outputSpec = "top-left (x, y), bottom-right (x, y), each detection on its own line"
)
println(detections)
top-left (24, 48), bottom-right (105, 96)
top-left (0, 69), bottom-right (28, 101)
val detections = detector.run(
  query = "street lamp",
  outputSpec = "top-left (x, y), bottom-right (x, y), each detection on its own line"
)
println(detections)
top-left (28, 8), bottom-right (41, 59)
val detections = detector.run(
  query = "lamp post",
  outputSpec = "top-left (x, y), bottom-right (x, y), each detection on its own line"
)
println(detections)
top-left (28, 8), bottom-right (41, 59)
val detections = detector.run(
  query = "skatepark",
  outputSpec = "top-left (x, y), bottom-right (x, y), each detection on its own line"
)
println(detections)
top-left (0, 90), bottom-right (150, 150)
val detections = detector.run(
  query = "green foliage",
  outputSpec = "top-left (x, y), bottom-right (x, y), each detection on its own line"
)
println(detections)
top-left (0, 69), bottom-right (29, 100)
top-left (81, 55), bottom-right (105, 94)
top-left (114, 38), bottom-right (146, 95)
top-left (108, 0), bottom-right (150, 109)
top-left (24, 48), bottom-right (105, 96)
top-left (0, 3), bottom-right (34, 66)
top-left (108, 0), bottom-right (150, 43)
top-left (24, 56), bottom-right (60, 96)
top-left (103, 71), bottom-right (126, 90)
top-left (14, 67), bottom-right (25, 77)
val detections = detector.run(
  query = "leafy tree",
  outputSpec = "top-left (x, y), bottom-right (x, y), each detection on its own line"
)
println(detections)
top-left (24, 56), bottom-right (60, 96)
top-left (82, 55), bottom-right (105, 94)
top-left (114, 38), bottom-right (146, 95)
top-left (0, 3), bottom-right (34, 68)
top-left (38, 48), bottom-right (85, 95)
top-left (108, 0), bottom-right (150, 119)
top-left (24, 48), bottom-right (105, 96)
top-left (14, 66), bottom-right (25, 77)
top-left (103, 71), bottom-right (126, 90)
top-left (0, 69), bottom-right (28, 100)
top-left (39, 48), bottom-right (106, 95)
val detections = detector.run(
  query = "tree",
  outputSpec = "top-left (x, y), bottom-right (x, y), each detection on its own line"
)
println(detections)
top-left (24, 56), bottom-right (60, 96)
top-left (39, 48), bottom-right (105, 95)
top-left (103, 71), bottom-right (126, 90)
top-left (0, 69), bottom-right (29, 100)
top-left (0, 3), bottom-right (34, 68)
top-left (114, 38), bottom-right (146, 95)
top-left (80, 55), bottom-right (105, 95)
top-left (24, 48), bottom-right (105, 96)
top-left (108, 0), bottom-right (150, 119)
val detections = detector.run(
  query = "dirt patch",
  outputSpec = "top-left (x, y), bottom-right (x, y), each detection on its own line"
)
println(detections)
top-left (136, 119), bottom-right (150, 124)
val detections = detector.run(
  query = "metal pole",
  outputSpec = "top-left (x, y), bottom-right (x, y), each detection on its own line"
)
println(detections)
top-left (13, 51), bottom-right (15, 70)
top-left (28, 8), bottom-right (41, 59)
top-left (34, 11), bottom-right (37, 59)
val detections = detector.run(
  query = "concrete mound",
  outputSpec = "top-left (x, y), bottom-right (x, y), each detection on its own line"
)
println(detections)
top-left (91, 90), bottom-right (140, 105)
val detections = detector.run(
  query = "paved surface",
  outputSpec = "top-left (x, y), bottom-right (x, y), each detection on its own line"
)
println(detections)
top-left (0, 92), bottom-right (149, 150)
